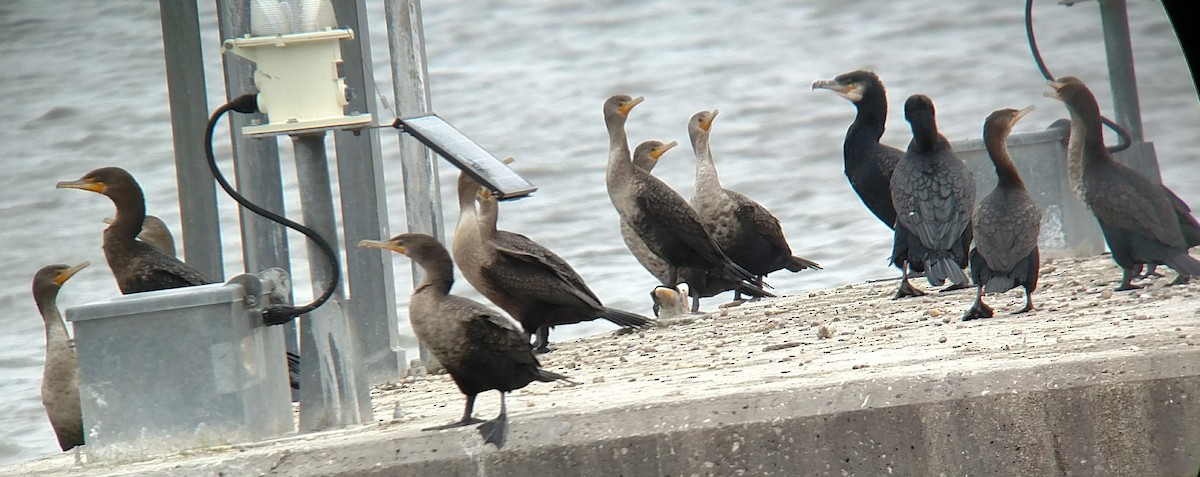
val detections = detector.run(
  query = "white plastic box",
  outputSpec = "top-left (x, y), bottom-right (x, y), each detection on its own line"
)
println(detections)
top-left (65, 274), bottom-right (294, 461)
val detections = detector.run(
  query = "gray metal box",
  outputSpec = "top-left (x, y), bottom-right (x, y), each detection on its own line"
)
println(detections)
top-left (65, 274), bottom-right (294, 461)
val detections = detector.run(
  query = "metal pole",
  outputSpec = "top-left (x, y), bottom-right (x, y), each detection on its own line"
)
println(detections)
top-left (158, 0), bottom-right (223, 280)
top-left (293, 133), bottom-right (373, 431)
top-left (216, 0), bottom-right (300, 385)
top-left (1098, 0), bottom-right (1144, 143)
top-left (385, 0), bottom-right (442, 367)
top-left (332, 0), bottom-right (404, 385)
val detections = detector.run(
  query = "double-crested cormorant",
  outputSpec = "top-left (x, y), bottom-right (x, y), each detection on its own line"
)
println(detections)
top-left (56, 167), bottom-right (210, 294)
top-left (602, 95), bottom-right (764, 302)
top-left (812, 70), bottom-right (903, 230)
top-left (359, 233), bottom-right (571, 447)
top-left (890, 95), bottom-right (975, 298)
top-left (686, 109), bottom-right (821, 296)
top-left (61, 167), bottom-right (301, 389)
top-left (32, 262), bottom-right (89, 452)
top-left (104, 215), bottom-right (176, 257)
top-left (623, 140), bottom-right (771, 311)
top-left (1047, 76), bottom-right (1200, 289)
top-left (963, 106), bottom-right (1042, 320)
top-left (469, 185), bottom-right (652, 353)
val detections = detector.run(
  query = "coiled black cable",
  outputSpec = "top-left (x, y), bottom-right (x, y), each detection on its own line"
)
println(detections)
top-left (1025, 0), bottom-right (1132, 153)
top-left (205, 93), bottom-right (340, 326)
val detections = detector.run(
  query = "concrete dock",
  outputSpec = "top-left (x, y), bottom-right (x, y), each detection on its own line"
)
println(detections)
top-left (5, 254), bottom-right (1199, 476)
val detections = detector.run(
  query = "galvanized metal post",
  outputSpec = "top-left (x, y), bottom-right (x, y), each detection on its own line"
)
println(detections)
top-left (331, 0), bottom-right (405, 385)
top-left (385, 0), bottom-right (443, 367)
top-left (1097, 0), bottom-right (1161, 182)
top-left (158, 0), bottom-right (223, 280)
top-left (293, 133), bottom-right (373, 431)
top-left (215, 0), bottom-right (300, 384)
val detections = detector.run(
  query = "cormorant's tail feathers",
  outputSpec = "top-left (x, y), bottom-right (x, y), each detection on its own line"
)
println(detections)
top-left (785, 255), bottom-right (822, 272)
top-left (536, 368), bottom-right (579, 385)
top-left (724, 260), bottom-right (757, 283)
top-left (926, 257), bottom-right (969, 287)
top-left (982, 276), bottom-right (1017, 294)
top-left (599, 307), bottom-right (654, 328)
top-left (1164, 252), bottom-right (1200, 276)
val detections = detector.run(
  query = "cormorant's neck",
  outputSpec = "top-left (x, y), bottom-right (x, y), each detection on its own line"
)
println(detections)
top-left (910, 120), bottom-right (942, 153)
top-left (605, 113), bottom-right (634, 191)
top-left (848, 93), bottom-right (888, 144)
top-left (691, 132), bottom-right (722, 192)
top-left (985, 132), bottom-right (1025, 189)
top-left (107, 188), bottom-right (147, 241)
top-left (477, 200), bottom-right (498, 240)
top-left (414, 253), bottom-right (455, 296)
top-left (36, 291), bottom-right (71, 346)
top-left (1066, 101), bottom-right (1111, 165)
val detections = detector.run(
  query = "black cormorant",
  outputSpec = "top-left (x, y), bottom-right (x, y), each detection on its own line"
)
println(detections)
top-left (889, 95), bottom-right (975, 298)
top-left (963, 106), bottom-right (1042, 320)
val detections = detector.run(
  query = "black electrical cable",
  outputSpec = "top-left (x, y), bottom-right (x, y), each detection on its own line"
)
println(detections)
top-left (205, 93), bottom-right (340, 326)
top-left (1025, 0), bottom-right (1132, 153)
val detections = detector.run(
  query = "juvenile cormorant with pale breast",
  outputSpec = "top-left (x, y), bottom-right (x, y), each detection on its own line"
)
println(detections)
top-left (889, 95), bottom-right (975, 298)
top-left (602, 95), bottom-right (765, 301)
top-left (963, 106), bottom-right (1042, 320)
top-left (32, 262), bottom-right (89, 452)
top-left (686, 109), bottom-right (821, 295)
top-left (359, 233), bottom-right (571, 448)
top-left (1047, 76), bottom-right (1200, 289)
top-left (812, 70), bottom-right (903, 230)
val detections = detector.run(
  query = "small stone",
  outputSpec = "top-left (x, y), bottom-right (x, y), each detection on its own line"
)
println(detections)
top-left (392, 403), bottom-right (405, 420)
top-left (852, 364), bottom-right (870, 370)
top-left (927, 309), bottom-right (942, 318)
top-left (594, 376), bottom-right (606, 383)
top-left (1012, 329), bottom-right (1022, 335)
top-left (818, 324), bottom-right (835, 339)
top-left (1133, 314), bottom-right (1150, 320)
top-left (938, 336), bottom-right (948, 343)
top-left (1100, 289), bottom-right (1113, 299)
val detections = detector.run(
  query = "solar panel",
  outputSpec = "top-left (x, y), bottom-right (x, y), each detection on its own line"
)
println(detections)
top-left (393, 114), bottom-right (537, 200)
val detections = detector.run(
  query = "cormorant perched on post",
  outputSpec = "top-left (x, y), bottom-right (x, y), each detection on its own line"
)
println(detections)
top-left (359, 233), bottom-right (572, 448)
top-left (1047, 76), bottom-right (1200, 289)
top-left (470, 186), bottom-right (652, 353)
top-left (812, 70), bottom-right (903, 230)
top-left (623, 140), bottom-right (773, 311)
top-left (686, 109), bottom-right (821, 297)
top-left (57, 167), bottom-right (210, 294)
top-left (32, 262), bottom-right (89, 452)
top-left (889, 95), bottom-right (975, 298)
top-left (602, 95), bottom-right (766, 304)
top-left (963, 106), bottom-right (1042, 320)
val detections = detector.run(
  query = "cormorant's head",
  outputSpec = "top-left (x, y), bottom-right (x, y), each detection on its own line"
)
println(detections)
top-left (983, 105), bottom-right (1034, 144)
top-left (1045, 76), bottom-right (1100, 119)
top-left (604, 95), bottom-right (644, 120)
top-left (31, 262), bottom-right (89, 305)
top-left (56, 166), bottom-right (140, 200)
top-left (359, 233), bottom-right (447, 262)
top-left (631, 140), bottom-right (678, 172)
top-left (812, 70), bottom-right (881, 103)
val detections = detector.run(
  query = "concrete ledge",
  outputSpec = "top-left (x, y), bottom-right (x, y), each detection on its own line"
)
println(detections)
top-left (6, 255), bottom-right (1200, 476)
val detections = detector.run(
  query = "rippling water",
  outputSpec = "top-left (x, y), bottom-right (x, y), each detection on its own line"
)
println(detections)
top-left (1, 0), bottom-right (1196, 465)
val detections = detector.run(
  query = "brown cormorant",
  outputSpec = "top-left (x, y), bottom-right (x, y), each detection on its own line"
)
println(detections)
top-left (686, 109), bottom-right (821, 297)
top-left (622, 140), bottom-right (772, 312)
top-left (32, 262), bottom-right (89, 452)
top-left (104, 215), bottom-right (176, 257)
top-left (812, 70), bottom-right (903, 230)
top-left (57, 167), bottom-right (211, 294)
top-left (602, 95), bottom-right (764, 300)
top-left (470, 186), bottom-right (652, 353)
top-left (61, 167), bottom-right (300, 389)
top-left (963, 106), bottom-right (1042, 320)
top-left (890, 95), bottom-right (975, 298)
top-left (1047, 76), bottom-right (1200, 289)
top-left (359, 233), bottom-right (571, 448)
